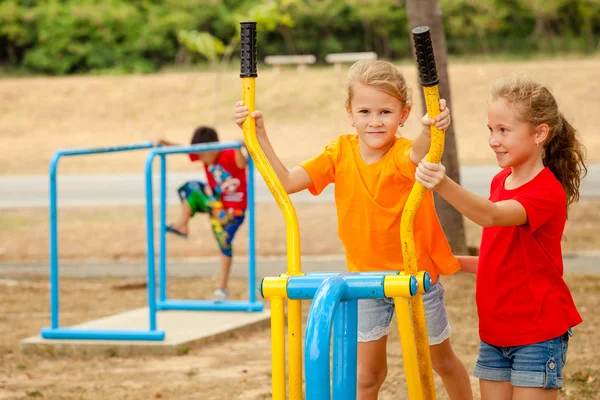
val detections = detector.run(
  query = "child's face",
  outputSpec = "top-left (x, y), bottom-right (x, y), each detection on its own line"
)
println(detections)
top-left (487, 98), bottom-right (542, 169)
top-left (347, 83), bottom-right (410, 154)
top-left (197, 151), bottom-right (219, 164)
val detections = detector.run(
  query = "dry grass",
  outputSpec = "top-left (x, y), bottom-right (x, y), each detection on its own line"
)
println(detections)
top-left (0, 273), bottom-right (597, 399)
top-left (0, 199), bottom-right (599, 262)
top-left (1, 57), bottom-right (599, 176)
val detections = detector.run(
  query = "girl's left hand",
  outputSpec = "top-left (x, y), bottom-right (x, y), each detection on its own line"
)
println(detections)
top-left (421, 98), bottom-right (450, 133)
top-left (415, 159), bottom-right (447, 191)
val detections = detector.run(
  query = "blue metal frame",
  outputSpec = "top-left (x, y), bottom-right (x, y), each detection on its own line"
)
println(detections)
top-left (146, 141), bottom-right (263, 313)
top-left (41, 142), bottom-right (165, 341)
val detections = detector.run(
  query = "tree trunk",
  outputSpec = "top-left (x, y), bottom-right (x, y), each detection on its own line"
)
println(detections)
top-left (405, 0), bottom-right (468, 254)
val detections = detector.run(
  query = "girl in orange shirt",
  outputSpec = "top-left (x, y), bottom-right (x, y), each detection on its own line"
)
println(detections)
top-left (235, 60), bottom-right (472, 399)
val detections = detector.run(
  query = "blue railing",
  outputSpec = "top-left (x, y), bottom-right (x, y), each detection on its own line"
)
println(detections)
top-left (42, 142), bottom-right (165, 341)
top-left (145, 142), bottom-right (263, 317)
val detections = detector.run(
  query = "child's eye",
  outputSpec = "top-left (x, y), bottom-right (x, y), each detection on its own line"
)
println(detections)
top-left (500, 128), bottom-right (507, 133)
top-left (381, 110), bottom-right (391, 114)
top-left (358, 110), bottom-right (369, 114)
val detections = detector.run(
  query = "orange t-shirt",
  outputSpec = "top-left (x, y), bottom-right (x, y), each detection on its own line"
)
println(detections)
top-left (300, 134), bottom-right (460, 282)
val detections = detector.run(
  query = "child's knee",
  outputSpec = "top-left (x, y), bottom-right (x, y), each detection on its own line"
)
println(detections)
top-left (358, 364), bottom-right (387, 390)
top-left (431, 350), bottom-right (458, 376)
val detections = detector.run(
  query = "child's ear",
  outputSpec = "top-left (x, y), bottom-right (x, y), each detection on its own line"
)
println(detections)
top-left (346, 107), bottom-right (354, 126)
top-left (536, 123), bottom-right (550, 144)
top-left (401, 105), bottom-right (412, 124)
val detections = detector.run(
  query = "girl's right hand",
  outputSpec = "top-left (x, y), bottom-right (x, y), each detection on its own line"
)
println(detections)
top-left (415, 159), bottom-right (448, 191)
top-left (234, 101), bottom-right (266, 136)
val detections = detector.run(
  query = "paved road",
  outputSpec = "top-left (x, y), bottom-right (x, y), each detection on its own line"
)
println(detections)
top-left (1, 254), bottom-right (597, 278)
top-left (1, 165), bottom-right (599, 208)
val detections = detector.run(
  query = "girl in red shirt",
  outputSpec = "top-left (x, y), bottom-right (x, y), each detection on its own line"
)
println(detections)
top-left (416, 76), bottom-right (586, 399)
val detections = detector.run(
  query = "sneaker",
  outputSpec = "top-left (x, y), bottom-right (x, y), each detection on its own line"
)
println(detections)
top-left (211, 288), bottom-right (228, 303)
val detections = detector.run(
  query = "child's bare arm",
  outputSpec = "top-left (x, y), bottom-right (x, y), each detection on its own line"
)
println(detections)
top-left (155, 138), bottom-right (179, 147)
top-left (416, 162), bottom-right (528, 227)
top-left (234, 146), bottom-right (247, 169)
top-left (410, 99), bottom-right (451, 165)
top-left (235, 102), bottom-right (312, 194)
top-left (456, 255), bottom-right (478, 274)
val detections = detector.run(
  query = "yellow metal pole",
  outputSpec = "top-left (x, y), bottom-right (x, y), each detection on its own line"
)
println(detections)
top-left (395, 299), bottom-right (423, 400)
top-left (385, 274), bottom-right (423, 399)
top-left (400, 26), bottom-right (445, 399)
top-left (240, 21), bottom-right (303, 400)
top-left (270, 296), bottom-right (286, 400)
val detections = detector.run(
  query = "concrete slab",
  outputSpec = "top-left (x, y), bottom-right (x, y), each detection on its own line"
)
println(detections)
top-left (20, 307), bottom-right (271, 357)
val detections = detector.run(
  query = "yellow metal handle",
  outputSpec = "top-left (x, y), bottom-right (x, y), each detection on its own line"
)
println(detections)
top-left (241, 77), bottom-right (303, 400)
top-left (400, 84), bottom-right (443, 400)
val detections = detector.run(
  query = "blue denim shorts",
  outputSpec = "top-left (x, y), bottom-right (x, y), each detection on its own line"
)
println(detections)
top-left (357, 280), bottom-right (450, 345)
top-left (473, 330), bottom-right (572, 389)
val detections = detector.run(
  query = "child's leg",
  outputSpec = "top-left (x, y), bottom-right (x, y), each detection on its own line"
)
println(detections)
top-left (430, 339), bottom-right (474, 399)
top-left (357, 298), bottom-right (395, 399)
top-left (423, 280), bottom-right (473, 400)
top-left (358, 336), bottom-right (388, 400)
top-left (208, 208), bottom-right (245, 300)
top-left (169, 181), bottom-right (211, 236)
top-left (216, 253), bottom-right (233, 291)
top-left (170, 200), bottom-right (193, 235)
top-left (479, 380), bottom-right (512, 400)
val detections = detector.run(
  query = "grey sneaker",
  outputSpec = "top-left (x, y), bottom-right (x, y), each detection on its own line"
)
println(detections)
top-left (211, 288), bottom-right (228, 302)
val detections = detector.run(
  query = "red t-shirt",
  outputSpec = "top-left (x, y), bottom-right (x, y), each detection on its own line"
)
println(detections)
top-left (190, 149), bottom-right (247, 210)
top-left (477, 167), bottom-right (582, 346)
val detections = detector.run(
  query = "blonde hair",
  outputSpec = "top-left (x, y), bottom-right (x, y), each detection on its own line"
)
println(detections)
top-left (345, 60), bottom-right (412, 109)
top-left (491, 76), bottom-right (587, 209)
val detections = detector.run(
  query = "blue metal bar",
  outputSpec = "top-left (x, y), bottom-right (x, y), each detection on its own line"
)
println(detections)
top-left (305, 276), bottom-right (348, 400)
top-left (52, 142), bottom-right (155, 157)
top-left (152, 141), bottom-right (242, 156)
top-left (159, 155), bottom-right (167, 302)
top-left (247, 157), bottom-right (257, 304)
top-left (145, 152), bottom-right (159, 331)
top-left (157, 299), bottom-right (264, 312)
top-left (333, 299), bottom-right (358, 400)
top-left (41, 328), bottom-right (165, 341)
top-left (47, 142), bottom-right (154, 333)
top-left (49, 152), bottom-right (60, 329)
top-left (287, 273), bottom-right (387, 300)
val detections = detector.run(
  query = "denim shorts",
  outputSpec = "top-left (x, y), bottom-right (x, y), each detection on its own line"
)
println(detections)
top-left (473, 330), bottom-right (572, 389)
top-left (357, 280), bottom-right (450, 345)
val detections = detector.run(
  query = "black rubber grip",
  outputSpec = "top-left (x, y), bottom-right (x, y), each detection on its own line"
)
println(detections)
top-left (412, 26), bottom-right (438, 87)
top-left (240, 21), bottom-right (257, 78)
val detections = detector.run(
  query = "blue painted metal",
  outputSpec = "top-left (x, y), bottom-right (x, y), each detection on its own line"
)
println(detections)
top-left (423, 271), bottom-right (432, 292)
top-left (157, 300), bottom-right (264, 312)
top-left (159, 155), bottom-right (167, 302)
top-left (305, 276), bottom-right (347, 400)
top-left (41, 328), bottom-right (165, 341)
top-left (45, 142), bottom-right (162, 340)
top-left (146, 141), bottom-right (262, 313)
top-left (287, 273), bottom-right (387, 300)
top-left (332, 299), bottom-right (358, 400)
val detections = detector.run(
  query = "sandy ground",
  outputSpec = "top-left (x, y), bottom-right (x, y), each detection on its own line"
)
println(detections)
top-left (0, 273), bottom-right (598, 399)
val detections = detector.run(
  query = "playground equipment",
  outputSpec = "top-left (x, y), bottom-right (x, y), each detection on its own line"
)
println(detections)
top-left (240, 21), bottom-right (445, 399)
top-left (41, 141), bottom-right (262, 341)
top-left (144, 141), bottom-right (263, 313)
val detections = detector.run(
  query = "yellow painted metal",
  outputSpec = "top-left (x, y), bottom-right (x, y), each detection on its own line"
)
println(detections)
top-left (395, 298), bottom-right (424, 400)
top-left (383, 274), bottom-right (415, 298)
top-left (400, 84), bottom-right (444, 399)
top-left (270, 296), bottom-right (286, 400)
top-left (287, 299), bottom-right (303, 399)
top-left (261, 277), bottom-right (289, 299)
top-left (241, 77), bottom-right (302, 276)
top-left (241, 77), bottom-right (303, 400)
top-left (416, 272), bottom-right (430, 294)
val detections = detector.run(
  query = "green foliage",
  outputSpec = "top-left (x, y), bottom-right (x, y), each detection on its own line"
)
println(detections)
top-left (1, 0), bottom-right (599, 75)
